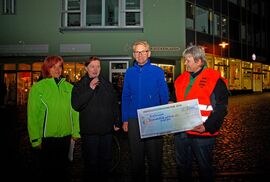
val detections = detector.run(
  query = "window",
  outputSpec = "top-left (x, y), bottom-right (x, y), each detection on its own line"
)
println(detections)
top-left (195, 6), bottom-right (210, 34)
top-left (241, 24), bottom-right (246, 41)
top-left (229, 19), bottom-right (240, 41)
top-left (2, 0), bottom-right (15, 14)
top-left (241, 0), bottom-right (246, 8)
top-left (221, 16), bottom-right (228, 38)
top-left (61, 0), bottom-right (143, 30)
top-left (186, 2), bottom-right (194, 30)
top-left (228, 0), bottom-right (238, 5)
top-left (4, 64), bottom-right (16, 70)
top-left (251, 1), bottom-right (258, 14)
top-left (214, 57), bottom-right (229, 79)
top-left (213, 13), bottom-right (221, 36)
top-left (229, 59), bottom-right (241, 90)
top-left (109, 61), bottom-right (129, 101)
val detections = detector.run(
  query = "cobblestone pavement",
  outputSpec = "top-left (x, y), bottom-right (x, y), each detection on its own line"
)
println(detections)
top-left (2, 93), bottom-right (270, 181)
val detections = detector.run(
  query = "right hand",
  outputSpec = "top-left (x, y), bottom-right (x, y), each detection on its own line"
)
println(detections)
top-left (89, 77), bottom-right (99, 90)
top-left (34, 144), bottom-right (42, 150)
top-left (122, 122), bottom-right (128, 132)
top-left (114, 125), bottom-right (120, 131)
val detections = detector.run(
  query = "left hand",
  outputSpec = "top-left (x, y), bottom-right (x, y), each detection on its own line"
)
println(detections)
top-left (191, 124), bottom-right (205, 133)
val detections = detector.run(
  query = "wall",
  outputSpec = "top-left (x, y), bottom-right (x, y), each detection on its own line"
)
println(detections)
top-left (0, 0), bottom-right (186, 60)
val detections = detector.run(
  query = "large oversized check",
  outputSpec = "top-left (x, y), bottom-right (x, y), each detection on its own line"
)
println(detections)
top-left (137, 99), bottom-right (203, 138)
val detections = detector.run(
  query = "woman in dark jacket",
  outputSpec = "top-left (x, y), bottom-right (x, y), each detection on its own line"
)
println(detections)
top-left (71, 56), bottom-right (120, 182)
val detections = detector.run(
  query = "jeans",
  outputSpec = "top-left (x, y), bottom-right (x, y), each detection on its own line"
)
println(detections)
top-left (174, 132), bottom-right (215, 182)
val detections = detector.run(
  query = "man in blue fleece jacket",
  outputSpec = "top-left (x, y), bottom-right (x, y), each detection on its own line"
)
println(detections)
top-left (122, 40), bottom-right (169, 182)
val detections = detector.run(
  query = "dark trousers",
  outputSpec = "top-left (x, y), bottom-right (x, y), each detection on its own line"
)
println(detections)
top-left (174, 132), bottom-right (215, 182)
top-left (41, 135), bottom-right (71, 182)
top-left (128, 118), bottom-right (163, 182)
top-left (81, 134), bottom-right (113, 182)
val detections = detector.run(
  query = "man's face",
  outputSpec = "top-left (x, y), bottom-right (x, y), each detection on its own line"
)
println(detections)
top-left (85, 60), bottom-right (101, 78)
top-left (184, 54), bottom-right (202, 73)
top-left (133, 44), bottom-right (151, 66)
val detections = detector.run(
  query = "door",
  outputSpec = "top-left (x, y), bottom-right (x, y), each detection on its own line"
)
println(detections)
top-left (4, 72), bottom-right (17, 105)
top-left (253, 73), bottom-right (262, 92)
top-left (109, 61), bottom-right (129, 102)
top-left (17, 72), bottom-right (31, 105)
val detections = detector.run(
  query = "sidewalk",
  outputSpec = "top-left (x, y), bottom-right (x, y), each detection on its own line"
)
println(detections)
top-left (2, 93), bottom-right (270, 181)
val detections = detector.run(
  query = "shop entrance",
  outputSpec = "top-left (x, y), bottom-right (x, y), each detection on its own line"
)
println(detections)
top-left (17, 72), bottom-right (31, 105)
top-left (4, 71), bottom-right (32, 106)
top-left (4, 72), bottom-right (17, 105)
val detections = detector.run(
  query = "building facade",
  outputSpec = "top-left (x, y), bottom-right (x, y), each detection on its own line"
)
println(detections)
top-left (0, 0), bottom-right (269, 106)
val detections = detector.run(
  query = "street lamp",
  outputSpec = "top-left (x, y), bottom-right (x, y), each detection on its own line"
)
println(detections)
top-left (219, 41), bottom-right (229, 58)
top-left (252, 53), bottom-right (256, 61)
top-left (219, 41), bottom-right (229, 48)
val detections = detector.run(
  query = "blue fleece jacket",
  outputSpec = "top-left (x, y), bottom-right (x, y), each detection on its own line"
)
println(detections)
top-left (121, 60), bottom-right (169, 122)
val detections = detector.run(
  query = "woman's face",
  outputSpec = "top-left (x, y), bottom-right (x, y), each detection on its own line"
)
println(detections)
top-left (85, 60), bottom-right (101, 78)
top-left (49, 61), bottom-right (63, 78)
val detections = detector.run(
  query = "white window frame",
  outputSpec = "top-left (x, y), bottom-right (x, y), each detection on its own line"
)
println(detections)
top-left (61, 0), bottom-right (82, 28)
top-left (3, 0), bottom-right (15, 14)
top-left (109, 61), bottom-right (129, 82)
top-left (60, 0), bottom-right (143, 30)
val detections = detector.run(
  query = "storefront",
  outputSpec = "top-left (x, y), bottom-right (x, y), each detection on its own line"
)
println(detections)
top-left (1, 55), bottom-right (269, 106)
top-left (1, 57), bottom-right (176, 106)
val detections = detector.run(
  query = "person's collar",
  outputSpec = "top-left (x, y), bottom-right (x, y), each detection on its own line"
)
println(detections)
top-left (190, 65), bottom-right (207, 78)
top-left (54, 76), bottom-right (63, 84)
top-left (134, 59), bottom-right (150, 68)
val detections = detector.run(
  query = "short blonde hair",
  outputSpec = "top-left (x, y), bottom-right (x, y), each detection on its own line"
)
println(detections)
top-left (132, 40), bottom-right (150, 51)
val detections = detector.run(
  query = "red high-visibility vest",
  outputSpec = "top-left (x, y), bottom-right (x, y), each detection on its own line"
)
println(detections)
top-left (174, 68), bottom-right (226, 136)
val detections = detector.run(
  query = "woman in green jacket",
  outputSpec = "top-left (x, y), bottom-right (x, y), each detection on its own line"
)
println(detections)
top-left (27, 56), bottom-right (80, 182)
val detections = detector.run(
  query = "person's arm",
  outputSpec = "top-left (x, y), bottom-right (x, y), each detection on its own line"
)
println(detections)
top-left (112, 84), bottom-right (121, 130)
top-left (27, 85), bottom-right (43, 148)
top-left (121, 70), bottom-right (130, 132)
top-left (71, 107), bottom-right (80, 139)
top-left (203, 78), bottom-right (229, 134)
top-left (71, 80), bottom-right (95, 112)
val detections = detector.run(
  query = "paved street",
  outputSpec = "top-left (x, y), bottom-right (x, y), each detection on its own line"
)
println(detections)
top-left (2, 93), bottom-right (270, 181)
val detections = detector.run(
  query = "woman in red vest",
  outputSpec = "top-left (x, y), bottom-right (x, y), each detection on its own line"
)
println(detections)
top-left (169, 45), bottom-right (229, 182)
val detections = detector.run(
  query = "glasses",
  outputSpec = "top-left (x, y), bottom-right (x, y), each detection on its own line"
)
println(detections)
top-left (133, 50), bottom-right (149, 55)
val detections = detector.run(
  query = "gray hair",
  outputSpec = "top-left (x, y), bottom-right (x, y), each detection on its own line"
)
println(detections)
top-left (182, 46), bottom-right (207, 66)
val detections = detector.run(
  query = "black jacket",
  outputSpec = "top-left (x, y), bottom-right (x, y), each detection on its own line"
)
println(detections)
top-left (71, 74), bottom-right (120, 135)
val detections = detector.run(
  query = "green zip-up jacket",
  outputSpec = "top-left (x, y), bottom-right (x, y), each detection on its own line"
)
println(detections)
top-left (27, 78), bottom-right (80, 147)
